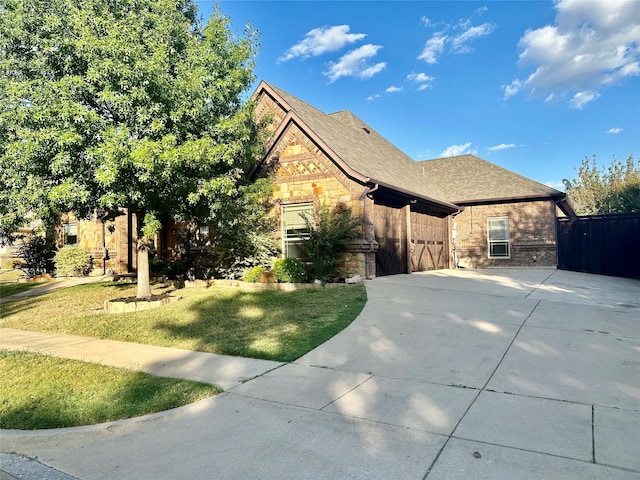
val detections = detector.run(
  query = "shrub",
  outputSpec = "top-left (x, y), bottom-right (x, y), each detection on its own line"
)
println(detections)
top-left (299, 203), bottom-right (359, 282)
top-left (272, 258), bottom-right (307, 283)
top-left (241, 265), bottom-right (266, 283)
top-left (17, 236), bottom-right (57, 277)
top-left (54, 245), bottom-right (92, 277)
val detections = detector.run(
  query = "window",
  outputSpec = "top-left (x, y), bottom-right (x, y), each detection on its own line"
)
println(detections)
top-left (64, 223), bottom-right (78, 245)
top-left (282, 203), bottom-right (313, 258)
top-left (487, 216), bottom-right (510, 258)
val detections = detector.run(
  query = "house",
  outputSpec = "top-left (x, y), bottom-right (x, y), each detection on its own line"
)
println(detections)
top-left (252, 80), bottom-right (575, 278)
top-left (42, 80), bottom-right (574, 279)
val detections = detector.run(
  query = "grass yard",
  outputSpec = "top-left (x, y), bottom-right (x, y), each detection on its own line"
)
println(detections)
top-left (0, 269), bottom-right (37, 298)
top-left (0, 350), bottom-right (220, 429)
top-left (0, 282), bottom-right (367, 362)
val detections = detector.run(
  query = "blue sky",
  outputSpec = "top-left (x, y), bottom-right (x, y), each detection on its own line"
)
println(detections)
top-left (197, 0), bottom-right (640, 189)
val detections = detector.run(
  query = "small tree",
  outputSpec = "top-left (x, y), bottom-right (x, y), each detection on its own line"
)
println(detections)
top-left (299, 203), bottom-right (360, 282)
top-left (0, 0), bottom-right (264, 298)
top-left (17, 236), bottom-right (57, 277)
top-left (569, 155), bottom-right (640, 215)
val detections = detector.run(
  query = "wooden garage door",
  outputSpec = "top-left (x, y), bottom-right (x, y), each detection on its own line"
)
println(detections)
top-left (374, 203), bottom-right (406, 276)
top-left (410, 211), bottom-right (449, 271)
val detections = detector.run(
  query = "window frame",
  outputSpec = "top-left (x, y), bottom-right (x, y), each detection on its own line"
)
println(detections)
top-left (487, 216), bottom-right (510, 259)
top-left (281, 203), bottom-right (313, 259)
top-left (63, 223), bottom-right (78, 246)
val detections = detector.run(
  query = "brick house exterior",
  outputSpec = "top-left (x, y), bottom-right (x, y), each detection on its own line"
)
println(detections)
top-left (420, 155), bottom-right (574, 268)
top-left (253, 82), bottom-right (575, 277)
top-left (253, 81), bottom-right (461, 279)
top-left (40, 81), bottom-right (575, 278)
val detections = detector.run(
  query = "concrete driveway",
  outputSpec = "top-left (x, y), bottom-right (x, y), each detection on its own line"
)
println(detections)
top-left (2, 268), bottom-right (639, 479)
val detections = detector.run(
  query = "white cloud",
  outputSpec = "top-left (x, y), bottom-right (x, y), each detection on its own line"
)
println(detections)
top-left (418, 34), bottom-right (447, 64)
top-left (278, 25), bottom-right (366, 62)
top-left (366, 94), bottom-right (381, 102)
top-left (506, 0), bottom-right (640, 106)
top-left (545, 180), bottom-right (565, 189)
top-left (324, 44), bottom-right (386, 82)
top-left (570, 89), bottom-right (600, 109)
top-left (407, 72), bottom-right (435, 90)
top-left (488, 143), bottom-right (517, 152)
top-left (441, 142), bottom-right (477, 157)
top-left (606, 127), bottom-right (623, 134)
top-left (407, 72), bottom-right (434, 83)
top-left (451, 23), bottom-right (495, 54)
top-left (386, 86), bottom-right (403, 93)
top-left (502, 79), bottom-right (522, 100)
top-left (420, 16), bottom-right (433, 27)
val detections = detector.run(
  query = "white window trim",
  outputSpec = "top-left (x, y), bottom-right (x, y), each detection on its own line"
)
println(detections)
top-left (487, 216), bottom-right (510, 259)
top-left (282, 203), bottom-right (313, 259)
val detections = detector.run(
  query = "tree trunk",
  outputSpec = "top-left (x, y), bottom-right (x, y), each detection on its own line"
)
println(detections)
top-left (135, 213), bottom-right (152, 299)
top-left (136, 238), bottom-right (152, 298)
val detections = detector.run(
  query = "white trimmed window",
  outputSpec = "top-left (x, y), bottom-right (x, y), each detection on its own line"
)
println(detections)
top-left (487, 216), bottom-right (510, 258)
top-left (63, 223), bottom-right (78, 245)
top-left (282, 203), bottom-right (313, 258)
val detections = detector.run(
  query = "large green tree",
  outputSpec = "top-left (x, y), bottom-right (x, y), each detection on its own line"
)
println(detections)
top-left (569, 155), bottom-right (640, 215)
top-left (0, 0), bottom-right (265, 297)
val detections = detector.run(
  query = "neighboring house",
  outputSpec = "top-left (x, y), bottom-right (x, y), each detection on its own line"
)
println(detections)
top-left (252, 81), bottom-right (575, 277)
top-left (54, 211), bottom-right (133, 274)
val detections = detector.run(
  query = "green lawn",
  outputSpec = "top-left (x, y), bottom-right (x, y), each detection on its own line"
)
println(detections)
top-left (0, 350), bottom-right (220, 429)
top-left (0, 269), bottom-right (38, 298)
top-left (1, 282), bottom-right (367, 362)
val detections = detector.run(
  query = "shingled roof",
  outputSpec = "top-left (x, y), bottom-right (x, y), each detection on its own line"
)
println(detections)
top-left (419, 155), bottom-right (561, 202)
top-left (258, 81), bottom-right (458, 212)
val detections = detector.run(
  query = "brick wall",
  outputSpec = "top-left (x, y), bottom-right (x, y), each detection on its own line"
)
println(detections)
top-left (453, 200), bottom-right (558, 268)
top-left (56, 211), bottom-right (131, 274)
top-left (259, 119), bottom-right (371, 278)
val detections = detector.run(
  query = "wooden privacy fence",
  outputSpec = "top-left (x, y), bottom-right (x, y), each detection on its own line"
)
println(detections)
top-left (556, 213), bottom-right (640, 279)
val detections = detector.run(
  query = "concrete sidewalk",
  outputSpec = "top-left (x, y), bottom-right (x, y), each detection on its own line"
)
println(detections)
top-left (1, 268), bottom-right (639, 479)
top-left (0, 328), bottom-right (283, 390)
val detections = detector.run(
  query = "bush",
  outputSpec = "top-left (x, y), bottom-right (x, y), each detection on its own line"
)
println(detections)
top-left (299, 203), bottom-right (359, 282)
top-left (272, 258), bottom-right (308, 283)
top-left (241, 265), bottom-right (266, 283)
top-left (54, 245), bottom-right (92, 277)
top-left (17, 236), bottom-right (57, 277)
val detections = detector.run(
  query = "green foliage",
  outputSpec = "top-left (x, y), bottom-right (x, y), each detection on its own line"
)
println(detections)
top-left (54, 245), bottom-right (92, 276)
top-left (241, 265), bottom-right (266, 283)
top-left (569, 155), bottom-right (640, 215)
top-left (272, 258), bottom-right (308, 283)
top-left (17, 236), bottom-right (57, 276)
top-left (7, 258), bottom-right (25, 270)
top-left (0, 0), bottom-right (266, 295)
top-left (171, 178), bottom-right (279, 280)
top-left (299, 203), bottom-right (360, 282)
top-left (0, 350), bottom-right (220, 429)
top-left (1, 282), bottom-right (368, 362)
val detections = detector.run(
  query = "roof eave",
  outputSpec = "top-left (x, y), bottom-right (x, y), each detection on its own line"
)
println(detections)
top-left (371, 180), bottom-right (461, 213)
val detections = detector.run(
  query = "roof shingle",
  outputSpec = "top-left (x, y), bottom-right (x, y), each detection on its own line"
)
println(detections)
top-left (419, 154), bottom-right (563, 204)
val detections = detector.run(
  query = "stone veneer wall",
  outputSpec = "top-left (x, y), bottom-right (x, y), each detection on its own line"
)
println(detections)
top-left (452, 200), bottom-right (558, 268)
top-left (57, 212), bottom-right (130, 274)
top-left (256, 94), bottom-right (374, 278)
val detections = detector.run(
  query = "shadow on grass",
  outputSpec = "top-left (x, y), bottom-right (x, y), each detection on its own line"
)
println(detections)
top-left (154, 286), bottom-right (367, 362)
top-left (0, 350), bottom-right (220, 430)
